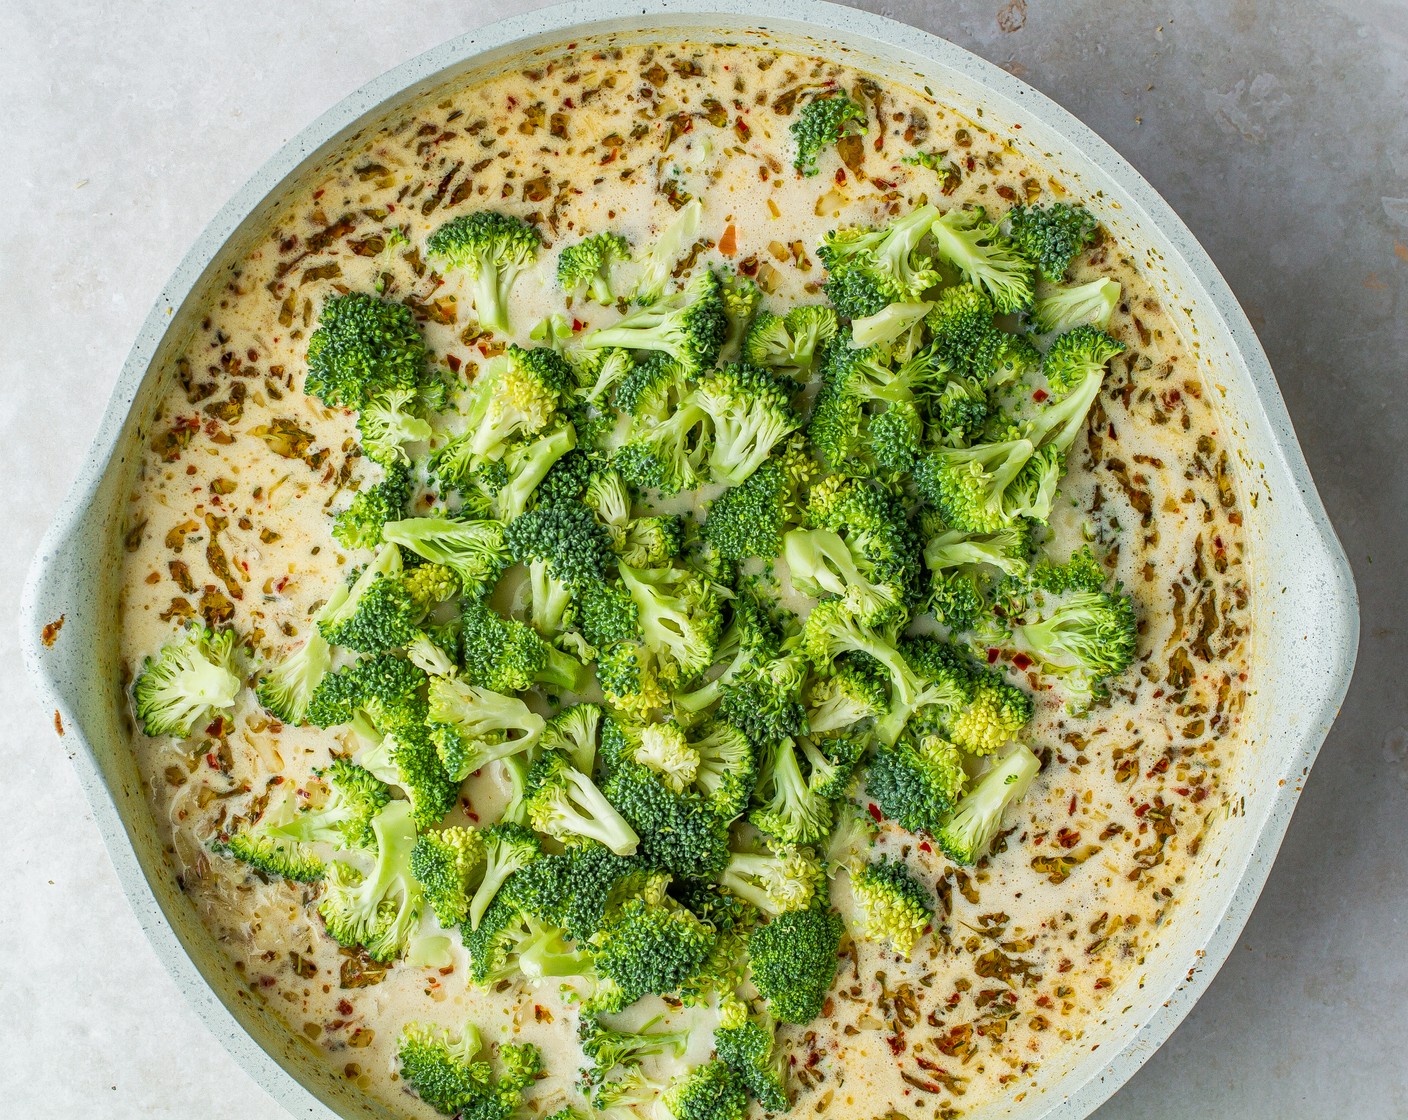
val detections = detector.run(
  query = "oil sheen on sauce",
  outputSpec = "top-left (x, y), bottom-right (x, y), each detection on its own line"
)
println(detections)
top-left (118, 40), bottom-right (1251, 1120)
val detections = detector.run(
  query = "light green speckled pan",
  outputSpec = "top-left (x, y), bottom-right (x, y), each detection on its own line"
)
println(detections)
top-left (20, 2), bottom-right (1358, 1117)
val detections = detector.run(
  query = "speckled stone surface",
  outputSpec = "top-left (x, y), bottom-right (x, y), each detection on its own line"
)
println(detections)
top-left (3, 1), bottom-right (1405, 1117)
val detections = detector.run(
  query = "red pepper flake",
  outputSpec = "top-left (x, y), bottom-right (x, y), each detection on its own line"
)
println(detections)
top-left (1134, 802), bottom-right (1150, 818)
top-left (1011, 652), bottom-right (1033, 671)
top-left (1032, 388), bottom-right (1049, 403)
top-left (885, 1033), bottom-right (906, 1055)
top-left (312, 189), bottom-right (325, 200)
top-left (867, 802), bottom-right (884, 823)
top-left (918, 840), bottom-right (932, 853)
top-left (987, 647), bottom-right (1000, 664)
top-left (446, 354), bottom-right (462, 373)
top-left (507, 96), bottom-right (518, 109)
top-left (564, 97), bottom-right (575, 108)
top-left (571, 318), bottom-right (586, 332)
top-left (873, 177), bottom-right (896, 189)
top-left (1068, 795), bottom-right (1077, 816)
top-left (337, 999), bottom-right (354, 1016)
top-left (1175, 787), bottom-right (1190, 797)
top-left (205, 717), bottom-right (224, 737)
top-left (205, 752), bottom-right (220, 769)
top-left (834, 168), bottom-right (846, 184)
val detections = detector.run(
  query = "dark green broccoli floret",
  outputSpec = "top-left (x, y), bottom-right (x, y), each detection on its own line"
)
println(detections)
top-left (690, 719), bottom-right (758, 821)
top-left (586, 268), bottom-right (727, 378)
top-left (132, 623), bottom-right (240, 739)
top-left (817, 203), bottom-right (940, 306)
top-left (822, 267), bottom-right (893, 320)
top-left (397, 1018), bottom-right (541, 1119)
top-left (411, 825), bottom-right (488, 928)
top-left (558, 231), bottom-right (630, 304)
top-left (1007, 582), bottom-right (1136, 713)
top-left (614, 398), bottom-right (713, 496)
top-left (674, 590), bottom-right (783, 714)
top-left (588, 874), bottom-right (718, 1011)
top-left (1007, 202), bottom-right (1100, 282)
top-left (865, 733), bottom-right (968, 834)
top-left (926, 283), bottom-right (1005, 373)
top-left (719, 652), bottom-right (810, 755)
top-left (702, 459), bottom-right (797, 562)
top-left (465, 822), bottom-right (544, 930)
top-left (369, 719), bottom-right (461, 830)
top-left (333, 459), bottom-right (412, 551)
top-left (307, 650), bottom-right (427, 731)
top-left (790, 93), bottom-right (867, 177)
top-left (577, 579), bottom-right (641, 652)
top-left (662, 1061), bottom-right (749, 1120)
top-left (463, 890), bottom-right (592, 987)
top-left (851, 856), bottom-right (932, 957)
top-left (504, 499), bottom-right (615, 637)
top-left (692, 363), bottom-right (802, 486)
top-left (460, 600), bottom-right (590, 694)
top-left (935, 743), bottom-right (1041, 864)
top-left (426, 211), bottom-right (542, 335)
top-left (304, 292), bottom-right (427, 410)
top-left (928, 206), bottom-right (1035, 313)
top-left (603, 762), bottom-right (730, 880)
top-left (797, 734), bottom-right (866, 800)
top-left (912, 440), bottom-right (1064, 534)
top-left (714, 1016), bottom-right (790, 1113)
top-left (456, 345), bottom-right (574, 464)
top-left (746, 905), bottom-right (844, 1023)
top-left (317, 799), bottom-right (421, 961)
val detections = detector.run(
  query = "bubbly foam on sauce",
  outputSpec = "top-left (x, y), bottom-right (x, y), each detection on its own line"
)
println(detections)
top-left (119, 40), bottom-right (1250, 1118)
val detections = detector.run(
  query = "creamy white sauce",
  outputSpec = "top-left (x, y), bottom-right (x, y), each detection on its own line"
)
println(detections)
top-left (118, 41), bottom-right (1250, 1119)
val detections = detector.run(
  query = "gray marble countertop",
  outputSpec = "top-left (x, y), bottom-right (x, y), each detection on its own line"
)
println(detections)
top-left (3, 1), bottom-right (1405, 1117)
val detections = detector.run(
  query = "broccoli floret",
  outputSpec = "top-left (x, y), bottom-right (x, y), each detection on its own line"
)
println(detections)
top-left (460, 600), bottom-right (590, 694)
top-left (798, 598), bottom-right (922, 710)
top-left (849, 300), bottom-right (933, 355)
top-left (577, 578), bottom-right (641, 650)
top-left (588, 877), bottom-right (718, 1010)
top-left (307, 650), bottom-right (426, 732)
top-left (702, 459), bottom-right (795, 562)
top-left (317, 799), bottom-right (422, 961)
top-left (822, 267), bottom-right (893, 320)
top-left (357, 385), bottom-right (433, 466)
top-left (913, 439), bottom-right (1060, 534)
top-left (458, 346), bottom-right (574, 463)
top-left (797, 734), bottom-right (866, 800)
top-left (377, 720), bottom-right (462, 830)
top-left (743, 306), bottom-right (839, 378)
top-left (936, 743), bottom-right (1041, 863)
top-left (674, 590), bottom-right (782, 714)
top-left (541, 701), bottom-right (603, 774)
top-left (1041, 323), bottom-right (1126, 400)
top-left (586, 268), bottom-right (727, 378)
top-left (878, 637), bottom-right (1033, 753)
top-left (427, 675), bottom-right (545, 781)
top-left (603, 762), bottom-right (730, 880)
top-left (746, 905), bottom-right (844, 1023)
top-left (465, 822), bottom-right (544, 930)
top-left (865, 733), bottom-right (968, 834)
top-left (590, 1067), bottom-right (673, 1115)
top-left (1007, 202), bottom-right (1100, 282)
top-left (504, 499), bottom-right (614, 636)
top-left (333, 459), bottom-right (412, 551)
top-left (805, 658), bottom-right (889, 735)
top-left (690, 719), bottom-right (757, 820)
top-left (319, 555), bottom-right (426, 655)
top-left (719, 272), bottom-right (764, 363)
top-left (558, 231), bottom-right (630, 304)
top-left (463, 891), bottom-right (592, 987)
top-left (718, 652), bottom-right (810, 754)
top-left (578, 1013), bottom-right (689, 1101)
top-left (213, 785), bottom-right (326, 883)
top-left (634, 199), bottom-right (703, 305)
top-left (411, 825), bottom-right (488, 928)
top-left (662, 1061), bottom-right (750, 1120)
top-left (524, 749), bottom-right (640, 855)
top-left (1008, 585), bottom-right (1137, 713)
top-left (749, 738), bottom-right (833, 846)
top-left (533, 448), bottom-right (595, 506)
top-left (530, 842), bottom-right (641, 943)
top-left (824, 799), bottom-right (879, 876)
top-left (692, 363), bottom-right (802, 486)
top-left (397, 1019), bottom-right (541, 1119)
top-left (132, 623), bottom-right (241, 739)
top-left (304, 292), bottom-right (427, 410)
top-left (926, 283), bottom-right (1005, 372)
top-left (783, 527), bottom-right (905, 624)
top-left (928, 206), bottom-right (1035, 313)
top-left (576, 347), bottom-right (637, 407)
top-left (714, 1016), bottom-right (790, 1113)
top-left (595, 641), bottom-right (671, 718)
top-left (817, 204), bottom-right (940, 304)
top-left (426, 211), bottom-right (542, 335)
top-left (257, 626), bottom-right (333, 727)
top-left (618, 561), bottom-right (725, 684)
top-left (866, 399), bottom-right (921, 474)
top-left (790, 92), bottom-right (867, 177)
top-left (924, 524), bottom-right (1031, 584)
top-left (616, 717), bottom-right (698, 793)
top-left (260, 758), bottom-right (391, 853)
top-left (720, 844), bottom-right (825, 917)
top-left (851, 857), bottom-right (932, 958)
top-left (1029, 277), bottom-right (1121, 334)
top-left (378, 517), bottom-right (507, 599)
